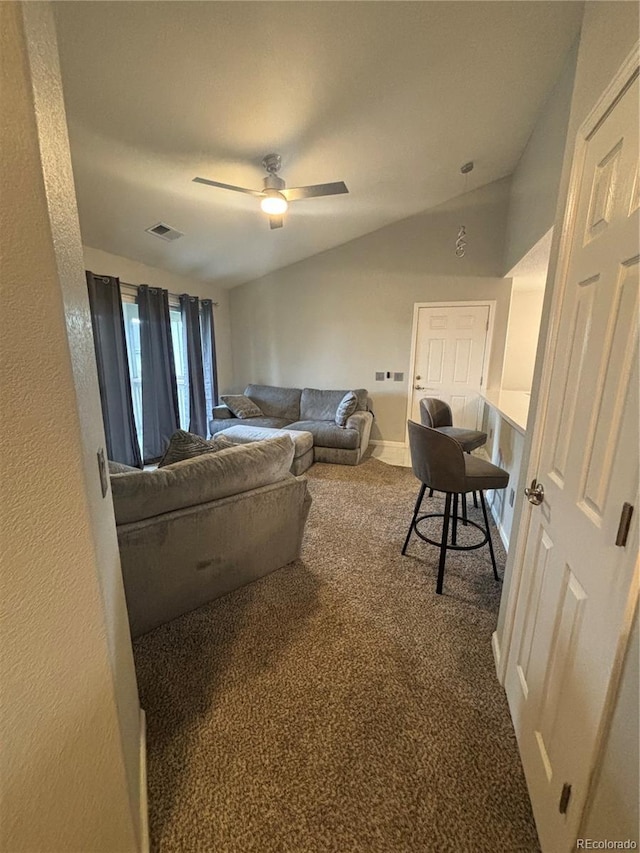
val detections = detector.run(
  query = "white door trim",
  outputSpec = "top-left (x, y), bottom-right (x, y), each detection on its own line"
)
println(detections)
top-left (405, 300), bottom-right (496, 446)
top-left (498, 43), bottom-right (640, 688)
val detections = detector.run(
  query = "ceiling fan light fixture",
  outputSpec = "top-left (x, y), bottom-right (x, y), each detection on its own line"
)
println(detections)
top-left (260, 190), bottom-right (288, 215)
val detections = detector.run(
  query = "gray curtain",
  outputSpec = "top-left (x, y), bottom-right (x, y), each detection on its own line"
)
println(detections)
top-left (180, 294), bottom-right (207, 437)
top-left (86, 271), bottom-right (143, 468)
top-left (138, 285), bottom-right (179, 462)
top-left (200, 299), bottom-right (219, 424)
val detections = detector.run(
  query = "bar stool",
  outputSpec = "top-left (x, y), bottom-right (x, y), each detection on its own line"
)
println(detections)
top-left (420, 397), bottom-right (487, 514)
top-left (402, 420), bottom-right (509, 595)
top-left (419, 397), bottom-right (487, 452)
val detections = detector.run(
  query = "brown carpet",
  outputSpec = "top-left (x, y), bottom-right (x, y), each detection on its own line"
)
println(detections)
top-left (133, 459), bottom-right (540, 853)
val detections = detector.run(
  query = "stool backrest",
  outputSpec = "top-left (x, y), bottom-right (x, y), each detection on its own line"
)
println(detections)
top-left (419, 397), bottom-right (453, 429)
top-left (407, 420), bottom-right (466, 493)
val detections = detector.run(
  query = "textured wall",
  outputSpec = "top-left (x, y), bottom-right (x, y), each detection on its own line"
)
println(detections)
top-left (0, 3), bottom-right (141, 850)
top-left (83, 245), bottom-right (234, 396)
top-left (230, 178), bottom-right (512, 443)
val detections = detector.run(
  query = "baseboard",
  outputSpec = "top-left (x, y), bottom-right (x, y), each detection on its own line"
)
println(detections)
top-left (139, 709), bottom-right (149, 853)
top-left (369, 440), bottom-right (410, 467)
top-left (491, 631), bottom-right (503, 684)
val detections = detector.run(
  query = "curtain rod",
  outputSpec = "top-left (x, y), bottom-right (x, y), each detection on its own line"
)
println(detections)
top-left (120, 280), bottom-right (218, 306)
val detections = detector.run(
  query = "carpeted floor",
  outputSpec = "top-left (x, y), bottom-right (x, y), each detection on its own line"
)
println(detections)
top-left (133, 459), bottom-right (540, 853)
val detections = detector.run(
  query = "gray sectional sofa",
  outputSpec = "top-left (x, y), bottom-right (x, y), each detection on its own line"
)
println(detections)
top-left (111, 435), bottom-right (311, 637)
top-left (210, 384), bottom-right (373, 465)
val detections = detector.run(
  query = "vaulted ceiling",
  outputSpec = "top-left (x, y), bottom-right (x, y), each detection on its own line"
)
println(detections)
top-left (54, 1), bottom-right (582, 288)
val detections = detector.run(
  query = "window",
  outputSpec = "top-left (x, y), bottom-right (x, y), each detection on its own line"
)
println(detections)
top-left (122, 298), bottom-right (203, 454)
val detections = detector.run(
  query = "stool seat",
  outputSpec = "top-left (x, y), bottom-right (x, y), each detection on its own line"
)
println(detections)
top-left (437, 426), bottom-right (487, 454)
top-left (463, 453), bottom-right (509, 492)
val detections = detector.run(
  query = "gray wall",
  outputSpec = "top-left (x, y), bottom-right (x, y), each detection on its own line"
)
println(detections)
top-left (503, 39), bottom-right (579, 274)
top-left (230, 178), bottom-right (512, 443)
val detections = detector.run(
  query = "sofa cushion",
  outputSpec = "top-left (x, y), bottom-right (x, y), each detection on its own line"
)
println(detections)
top-left (244, 384), bottom-right (301, 421)
top-left (111, 435), bottom-right (295, 525)
top-left (287, 420), bottom-right (360, 450)
top-left (335, 391), bottom-right (358, 427)
top-left (220, 394), bottom-right (263, 419)
top-left (108, 460), bottom-right (141, 475)
top-left (300, 388), bottom-right (368, 420)
top-left (220, 425), bottom-right (314, 458)
top-left (157, 430), bottom-right (234, 468)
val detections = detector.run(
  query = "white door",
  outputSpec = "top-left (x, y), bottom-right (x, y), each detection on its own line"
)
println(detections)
top-left (504, 67), bottom-right (639, 851)
top-left (409, 303), bottom-right (490, 429)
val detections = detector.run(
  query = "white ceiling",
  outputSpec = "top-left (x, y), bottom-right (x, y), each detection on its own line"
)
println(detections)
top-left (54, 1), bottom-right (582, 289)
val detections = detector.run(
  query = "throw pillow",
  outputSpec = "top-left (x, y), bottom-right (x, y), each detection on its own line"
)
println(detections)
top-left (108, 460), bottom-right (141, 475)
top-left (220, 394), bottom-right (263, 419)
top-left (158, 430), bottom-right (234, 468)
top-left (335, 391), bottom-right (358, 428)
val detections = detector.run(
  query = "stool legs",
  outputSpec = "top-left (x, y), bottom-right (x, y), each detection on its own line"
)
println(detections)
top-left (436, 493), bottom-right (452, 595)
top-left (402, 483), bottom-right (426, 555)
top-left (452, 493), bottom-right (459, 545)
top-left (479, 491), bottom-right (500, 581)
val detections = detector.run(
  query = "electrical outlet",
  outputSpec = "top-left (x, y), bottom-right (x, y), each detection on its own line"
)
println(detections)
top-left (509, 488), bottom-right (515, 507)
top-left (394, 372), bottom-right (404, 382)
top-left (375, 371), bottom-right (385, 381)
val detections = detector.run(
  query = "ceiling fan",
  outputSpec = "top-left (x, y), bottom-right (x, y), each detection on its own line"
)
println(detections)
top-left (193, 153), bottom-right (348, 229)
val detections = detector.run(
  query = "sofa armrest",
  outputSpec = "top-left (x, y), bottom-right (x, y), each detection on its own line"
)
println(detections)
top-left (212, 405), bottom-right (234, 420)
top-left (346, 410), bottom-right (374, 449)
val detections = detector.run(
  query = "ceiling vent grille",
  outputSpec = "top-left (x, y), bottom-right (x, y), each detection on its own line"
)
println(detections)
top-left (145, 222), bottom-right (184, 241)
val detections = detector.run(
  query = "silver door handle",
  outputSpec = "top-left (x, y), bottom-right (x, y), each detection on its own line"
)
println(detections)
top-left (524, 479), bottom-right (544, 506)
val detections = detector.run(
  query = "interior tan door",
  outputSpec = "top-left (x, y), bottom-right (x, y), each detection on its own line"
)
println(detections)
top-left (409, 304), bottom-right (490, 429)
top-left (504, 67), bottom-right (639, 852)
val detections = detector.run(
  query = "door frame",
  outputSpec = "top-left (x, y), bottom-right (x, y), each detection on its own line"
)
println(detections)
top-left (497, 43), bottom-right (639, 839)
top-left (405, 300), bottom-right (496, 448)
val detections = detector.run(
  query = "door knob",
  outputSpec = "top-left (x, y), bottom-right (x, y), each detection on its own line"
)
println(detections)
top-left (524, 479), bottom-right (545, 506)
top-left (414, 385), bottom-right (426, 390)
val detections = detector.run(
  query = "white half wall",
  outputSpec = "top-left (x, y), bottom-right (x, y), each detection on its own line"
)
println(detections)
top-left (501, 288), bottom-right (545, 392)
top-left (83, 245), bottom-right (234, 396)
top-left (1, 3), bottom-right (142, 850)
top-left (230, 178), bottom-right (512, 443)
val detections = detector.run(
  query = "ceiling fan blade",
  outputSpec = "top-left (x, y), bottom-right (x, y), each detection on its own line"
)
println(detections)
top-left (282, 181), bottom-right (349, 202)
top-left (269, 215), bottom-right (284, 230)
top-left (192, 177), bottom-right (263, 197)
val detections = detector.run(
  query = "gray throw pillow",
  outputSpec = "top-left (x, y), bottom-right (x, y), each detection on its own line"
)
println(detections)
top-left (158, 431), bottom-right (235, 468)
top-left (108, 460), bottom-right (141, 475)
top-left (220, 394), bottom-right (263, 419)
top-left (335, 391), bottom-right (358, 428)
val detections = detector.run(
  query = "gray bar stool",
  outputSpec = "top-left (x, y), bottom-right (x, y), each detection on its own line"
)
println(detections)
top-left (402, 420), bottom-right (509, 594)
top-left (420, 397), bottom-right (487, 513)
top-left (419, 397), bottom-right (487, 453)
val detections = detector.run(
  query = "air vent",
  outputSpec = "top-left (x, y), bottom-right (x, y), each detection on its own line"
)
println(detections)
top-left (145, 222), bottom-right (184, 242)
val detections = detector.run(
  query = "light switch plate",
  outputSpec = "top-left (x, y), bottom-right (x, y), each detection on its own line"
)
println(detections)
top-left (97, 448), bottom-right (108, 498)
